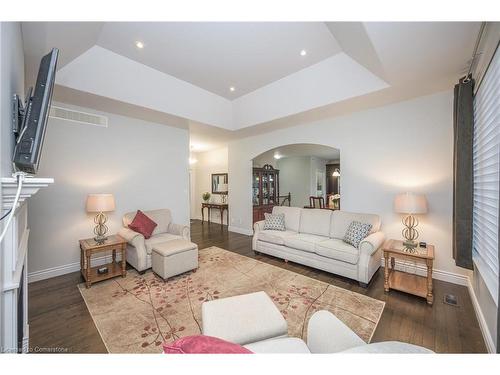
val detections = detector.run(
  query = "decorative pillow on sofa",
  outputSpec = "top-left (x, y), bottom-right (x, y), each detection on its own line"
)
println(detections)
top-left (163, 335), bottom-right (253, 354)
top-left (128, 210), bottom-right (158, 239)
top-left (263, 213), bottom-right (286, 231)
top-left (343, 221), bottom-right (372, 248)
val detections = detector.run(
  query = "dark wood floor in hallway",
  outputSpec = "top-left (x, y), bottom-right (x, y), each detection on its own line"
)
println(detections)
top-left (28, 220), bottom-right (487, 353)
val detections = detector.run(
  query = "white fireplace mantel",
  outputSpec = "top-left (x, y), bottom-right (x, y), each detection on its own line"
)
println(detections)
top-left (1, 177), bottom-right (54, 210)
top-left (1, 175), bottom-right (54, 353)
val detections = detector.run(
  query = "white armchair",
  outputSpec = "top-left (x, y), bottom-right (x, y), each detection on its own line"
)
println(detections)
top-left (245, 310), bottom-right (433, 353)
top-left (119, 209), bottom-right (190, 273)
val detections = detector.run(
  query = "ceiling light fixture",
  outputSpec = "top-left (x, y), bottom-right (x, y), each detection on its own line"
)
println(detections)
top-left (230, 86), bottom-right (235, 92)
top-left (135, 41), bottom-right (144, 49)
top-left (300, 49), bottom-right (307, 56)
top-left (274, 153), bottom-right (282, 160)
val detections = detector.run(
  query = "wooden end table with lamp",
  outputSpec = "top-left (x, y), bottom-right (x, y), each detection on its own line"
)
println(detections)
top-left (80, 234), bottom-right (127, 288)
top-left (383, 239), bottom-right (435, 304)
top-left (80, 193), bottom-right (127, 288)
top-left (384, 192), bottom-right (434, 304)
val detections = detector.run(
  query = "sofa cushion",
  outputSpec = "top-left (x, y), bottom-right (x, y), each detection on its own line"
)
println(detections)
top-left (263, 212), bottom-right (286, 231)
top-left (123, 209), bottom-right (171, 236)
top-left (145, 233), bottom-right (183, 254)
top-left (257, 230), bottom-right (296, 245)
top-left (330, 211), bottom-right (381, 239)
top-left (315, 239), bottom-right (359, 264)
top-left (272, 206), bottom-right (302, 232)
top-left (284, 233), bottom-right (329, 253)
top-left (128, 210), bottom-right (157, 239)
top-left (299, 209), bottom-right (332, 237)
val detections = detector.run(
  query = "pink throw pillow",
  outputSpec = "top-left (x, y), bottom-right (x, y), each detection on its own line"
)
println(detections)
top-left (128, 210), bottom-right (157, 239)
top-left (163, 335), bottom-right (253, 354)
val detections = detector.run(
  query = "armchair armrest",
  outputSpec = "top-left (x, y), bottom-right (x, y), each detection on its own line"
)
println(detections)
top-left (358, 231), bottom-right (385, 256)
top-left (307, 310), bottom-right (365, 353)
top-left (168, 223), bottom-right (190, 240)
top-left (253, 220), bottom-right (265, 233)
top-left (118, 227), bottom-right (144, 243)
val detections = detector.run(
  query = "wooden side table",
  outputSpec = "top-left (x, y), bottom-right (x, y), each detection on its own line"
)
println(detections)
top-left (79, 234), bottom-right (127, 288)
top-left (201, 203), bottom-right (229, 228)
top-left (382, 239), bottom-right (435, 305)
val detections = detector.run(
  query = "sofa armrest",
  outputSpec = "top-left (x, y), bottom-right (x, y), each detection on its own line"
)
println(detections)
top-left (358, 231), bottom-right (385, 256)
top-left (307, 310), bottom-right (365, 353)
top-left (168, 223), bottom-right (190, 240)
top-left (253, 220), bottom-right (265, 233)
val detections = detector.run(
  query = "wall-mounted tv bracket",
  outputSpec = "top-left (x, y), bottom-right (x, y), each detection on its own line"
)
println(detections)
top-left (12, 87), bottom-right (33, 143)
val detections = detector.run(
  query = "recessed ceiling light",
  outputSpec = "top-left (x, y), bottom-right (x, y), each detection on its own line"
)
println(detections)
top-left (229, 86), bottom-right (235, 92)
top-left (300, 49), bottom-right (307, 56)
top-left (135, 41), bottom-right (144, 49)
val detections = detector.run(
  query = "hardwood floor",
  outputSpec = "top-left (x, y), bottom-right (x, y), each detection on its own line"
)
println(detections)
top-left (28, 219), bottom-right (487, 353)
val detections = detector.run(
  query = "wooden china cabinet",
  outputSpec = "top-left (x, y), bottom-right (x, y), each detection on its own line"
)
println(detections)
top-left (253, 164), bottom-right (280, 223)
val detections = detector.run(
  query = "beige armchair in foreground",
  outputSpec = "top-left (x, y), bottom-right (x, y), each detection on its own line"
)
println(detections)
top-left (118, 209), bottom-right (190, 273)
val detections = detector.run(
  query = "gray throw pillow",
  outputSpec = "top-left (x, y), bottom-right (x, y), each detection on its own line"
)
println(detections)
top-left (343, 221), bottom-right (372, 248)
top-left (263, 213), bottom-right (286, 231)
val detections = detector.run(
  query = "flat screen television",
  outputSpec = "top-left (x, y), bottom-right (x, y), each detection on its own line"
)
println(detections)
top-left (13, 48), bottom-right (59, 174)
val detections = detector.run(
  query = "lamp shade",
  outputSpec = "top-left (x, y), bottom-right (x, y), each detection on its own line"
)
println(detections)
top-left (86, 194), bottom-right (115, 213)
top-left (394, 192), bottom-right (427, 214)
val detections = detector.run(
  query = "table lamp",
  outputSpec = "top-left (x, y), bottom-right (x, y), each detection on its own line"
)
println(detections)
top-left (86, 194), bottom-right (115, 243)
top-left (394, 192), bottom-right (427, 248)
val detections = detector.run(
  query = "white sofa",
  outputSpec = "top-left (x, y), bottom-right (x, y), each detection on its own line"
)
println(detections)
top-left (245, 310), bottom-right (433, 354)
top-left (253, 207), bottom-right (385, 285)
top-left (118, 209), bottom-right (190, 273)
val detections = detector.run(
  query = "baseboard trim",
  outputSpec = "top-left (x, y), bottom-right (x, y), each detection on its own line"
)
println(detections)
top-left (466, 279), bottom-right (496, 353)
top-left (28, 254), bottom-right (121, 283)
top-left (380, 258), bottom-right (469, 286)
top-left (228, 226), bottom-right (253, 236)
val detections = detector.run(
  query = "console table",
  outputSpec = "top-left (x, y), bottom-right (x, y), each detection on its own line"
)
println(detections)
top-left (201, 203), bottom-right (229, 228)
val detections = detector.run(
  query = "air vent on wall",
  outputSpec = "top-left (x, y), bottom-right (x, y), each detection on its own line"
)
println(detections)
top-left (49, 106), bottom-right (108, 128)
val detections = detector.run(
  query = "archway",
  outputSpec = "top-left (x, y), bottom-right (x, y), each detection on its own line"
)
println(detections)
top-left (251, 143), bottom-right (340, 224)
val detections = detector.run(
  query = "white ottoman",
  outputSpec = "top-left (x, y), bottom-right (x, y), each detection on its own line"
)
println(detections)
top-left (151, 239), bottom-right (198, 280)
top-left (202, 291), bottom-right (288, 345)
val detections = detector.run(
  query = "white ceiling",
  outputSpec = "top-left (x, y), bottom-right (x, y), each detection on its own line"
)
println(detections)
top-left (96, 22), bottom-right (342, 99)
top-left (21, 22), bottom-right (483, 151)
top-left (253, 143), bottom-right (340, 163)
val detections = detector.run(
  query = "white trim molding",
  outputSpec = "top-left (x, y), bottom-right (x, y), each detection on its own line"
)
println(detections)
top-left (467, 279), bottom-right (496, 353)
top-left (228, 226), bottom-right (253, 236)
top-left (28, 253), bottom-right (122, 283)
top-left (380, 258), bottom-right (469, 286)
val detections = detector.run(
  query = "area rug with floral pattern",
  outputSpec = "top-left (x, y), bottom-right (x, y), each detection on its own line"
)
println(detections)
top-left (79, 246), bottom-right (385, 353)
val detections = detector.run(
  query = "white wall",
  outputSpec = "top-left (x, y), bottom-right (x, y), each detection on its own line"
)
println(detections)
top-left (27, 102), bottom-right (190, 279)
top-left (310, 156), bottom-right (328, 199)
top-left (228, 90), bottom-right (471, 279)
top-left (277, 156), bottom-right (311, 208)
top-left (190, 147), bottom-right (228, 222)
top-left (0, 22), bottom-right (24, 178)
top-left (0, 21), bottom-right (24, 349)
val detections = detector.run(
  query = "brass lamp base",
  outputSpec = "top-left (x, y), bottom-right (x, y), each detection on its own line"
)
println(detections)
top-left (402, 214), bottom-right (419, 248)
top-left (403, 240), bottom-right (418, 248)
top-left (93, 212), bottom-right (109, 244)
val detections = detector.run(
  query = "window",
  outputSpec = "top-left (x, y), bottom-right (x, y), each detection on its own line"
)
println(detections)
top-left (472, 45), bottom-right (500, 304)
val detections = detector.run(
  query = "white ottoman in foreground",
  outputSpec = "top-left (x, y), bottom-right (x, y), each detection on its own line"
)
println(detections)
top-left (151, 239), bottom-right (198, 280)
top-left (202, 291), bottom-right (288, 345)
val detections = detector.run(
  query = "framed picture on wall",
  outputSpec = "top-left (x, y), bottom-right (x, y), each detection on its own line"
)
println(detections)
top-left (212, 173), bottom-right (228, 194)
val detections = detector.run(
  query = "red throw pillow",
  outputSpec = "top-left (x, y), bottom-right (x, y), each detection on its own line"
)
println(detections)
top-left (128, 210), bottom-right (157, 239)
top-left (163, 335), bottom-right (253, 354)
